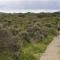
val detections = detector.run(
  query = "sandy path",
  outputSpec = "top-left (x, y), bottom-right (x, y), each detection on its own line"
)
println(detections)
top-left (40, 35), bottom-right (60, 60)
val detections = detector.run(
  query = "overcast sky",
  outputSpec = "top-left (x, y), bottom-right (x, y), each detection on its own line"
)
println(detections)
top-left (0, 0), bottom-right (60, 12)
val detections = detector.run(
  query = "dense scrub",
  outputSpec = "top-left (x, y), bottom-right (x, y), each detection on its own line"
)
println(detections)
top-left (0, 12), bottom-right (60, 60)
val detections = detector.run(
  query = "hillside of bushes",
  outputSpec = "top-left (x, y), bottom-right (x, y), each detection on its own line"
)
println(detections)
top-left (0, 12), bottom-right (60, 60)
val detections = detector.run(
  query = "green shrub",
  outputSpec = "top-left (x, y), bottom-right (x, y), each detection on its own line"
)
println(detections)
top-left (0, 12), bottom-right (59, 60)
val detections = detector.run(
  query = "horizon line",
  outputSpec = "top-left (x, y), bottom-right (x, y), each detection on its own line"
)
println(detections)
top-left (0, 9), bottom-right (60, 13)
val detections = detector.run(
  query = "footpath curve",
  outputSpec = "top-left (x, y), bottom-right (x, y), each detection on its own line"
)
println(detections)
top-left (40, 35), bottom-right (60, 60)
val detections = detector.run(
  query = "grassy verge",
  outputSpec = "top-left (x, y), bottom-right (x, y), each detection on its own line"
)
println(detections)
top-left (21, 34), bottom-right (54, 60)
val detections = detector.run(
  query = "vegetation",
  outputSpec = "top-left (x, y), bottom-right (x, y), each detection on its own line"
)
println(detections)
top-left (0, 12), bottom-right (60, 60)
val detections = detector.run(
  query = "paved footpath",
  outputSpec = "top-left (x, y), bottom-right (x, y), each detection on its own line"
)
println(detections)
top-left (40, 35), bottom-right (60, 60)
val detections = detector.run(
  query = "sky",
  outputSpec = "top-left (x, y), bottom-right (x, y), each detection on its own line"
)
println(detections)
top-left (0, 0), bottom-right (60, 13)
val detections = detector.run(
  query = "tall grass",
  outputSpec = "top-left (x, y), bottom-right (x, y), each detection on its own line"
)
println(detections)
top-left (20, 34), bottom-right (55, 60)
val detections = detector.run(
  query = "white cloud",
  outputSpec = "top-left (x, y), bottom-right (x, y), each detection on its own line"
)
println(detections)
top-left (0, 0), bottom-right (23, 4)
top-left (0, 0), bottom-right (59, 13)
top-left (0, 0), bottom-right (23, 6)
top-left (30, 0), bottom-right (48, 1)
top-left (0, 0), bottom-right (59, 2)
top-left (0, 0), bottom-right (20, 2)
top-left (30, 0), bottom-right (60, 1)
top-left (0, 0), bottom-right (51, 2)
